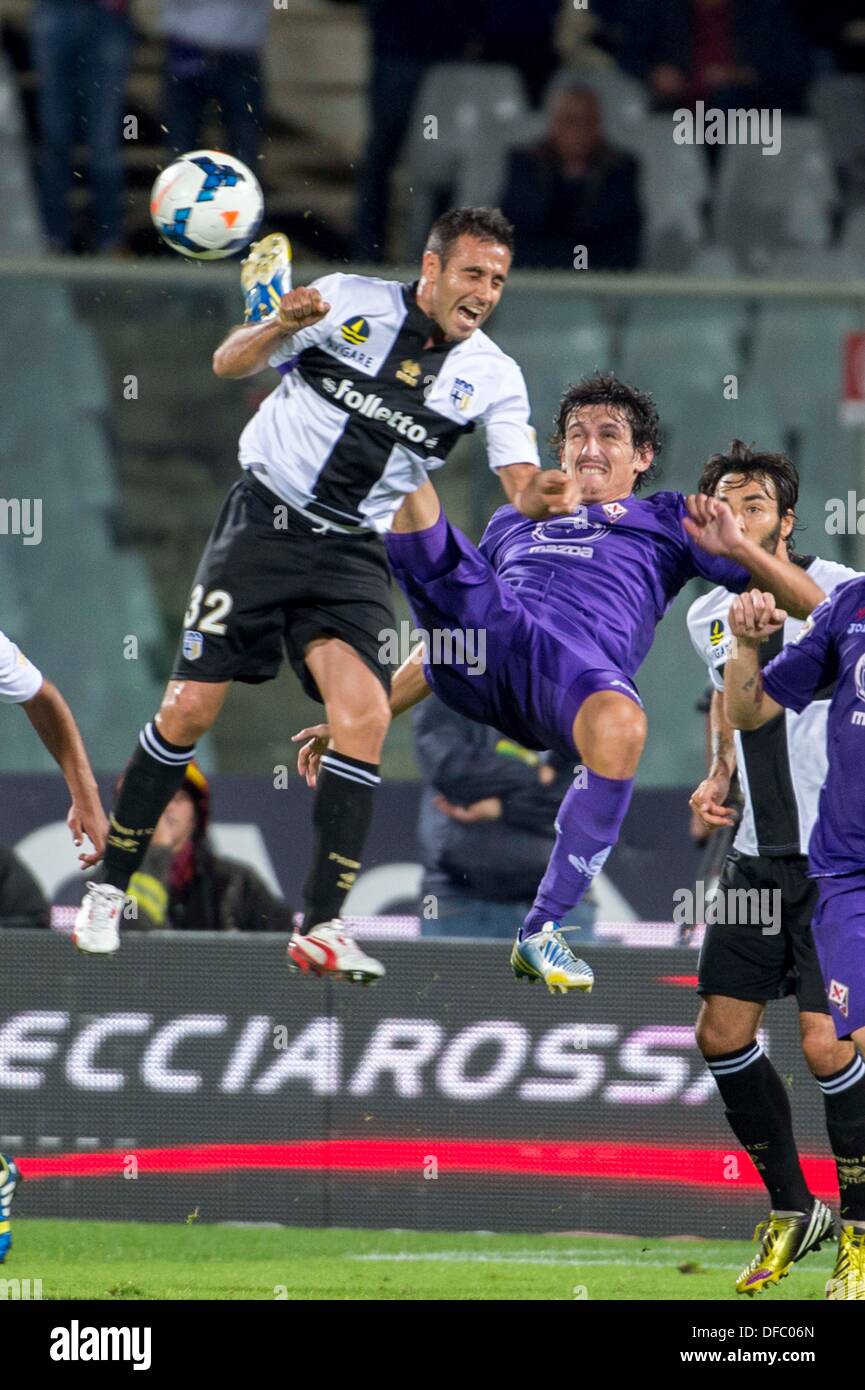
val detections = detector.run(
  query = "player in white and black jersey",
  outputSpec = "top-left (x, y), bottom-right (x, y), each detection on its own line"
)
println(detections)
top-left (75, 206), bottom-right (574, 977)
top-left (685, 442), bottom-right (865, 1296)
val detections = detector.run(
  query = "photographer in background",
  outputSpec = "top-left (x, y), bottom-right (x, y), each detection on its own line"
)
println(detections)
top-left (414, 698), bottom-right (597, 939)
top-left (126, 762), bottom-right (293, 932)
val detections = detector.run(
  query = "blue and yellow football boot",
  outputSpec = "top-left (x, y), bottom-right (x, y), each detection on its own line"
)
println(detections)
top-left (510, 922), bottom-right (594, 996)
top-left (825, 1225), bottom-right (865, 1300)
top-left (240, 232), bottom-right (293, 322)
top-left (0, 1154), bottom-right (21, 1263)
top-left (736, 1197), bottom-right (833, 1295)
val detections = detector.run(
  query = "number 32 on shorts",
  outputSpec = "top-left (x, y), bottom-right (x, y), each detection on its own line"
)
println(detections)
top-left (183, 584), bottom-right (234, 636)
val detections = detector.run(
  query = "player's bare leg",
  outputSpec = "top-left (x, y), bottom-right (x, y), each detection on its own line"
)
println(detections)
top-left (285, 637), bottom-right (388, 983)
top-left (512, 690), bottom-right (647, 994)
top-left (696, 994), bottom-right (834, 1293)
top-left (73, 680), bottom-right (229, 954)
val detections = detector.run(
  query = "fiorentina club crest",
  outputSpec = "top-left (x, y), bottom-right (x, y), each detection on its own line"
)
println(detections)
top-left (829, 979), bottom-right (850, 1017)
top-left (602, 501), bottom-right (627, 521)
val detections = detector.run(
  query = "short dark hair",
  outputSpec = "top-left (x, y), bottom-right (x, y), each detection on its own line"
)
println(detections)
top-left (550, 371), bottom-right (662, 491)
top-left (425, 207), bottom-right (515, 265)
top-left (698, 440), bottom-right (800, 550)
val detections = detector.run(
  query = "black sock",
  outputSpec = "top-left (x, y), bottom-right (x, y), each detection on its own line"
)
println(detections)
top-left (302, 751), bottom-right (380, 933)
top-left (103, 722), bottom-right (195, 891)
top-left (817, 1051), bottom-right (865, 1222)
top-left (705, 1040), bottom-right (812, 1211)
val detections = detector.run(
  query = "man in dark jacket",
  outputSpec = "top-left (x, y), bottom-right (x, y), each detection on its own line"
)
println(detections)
top-left (414, 698), bottom-right (597, 938)
top-left (500, 84), bottom-right (642, 270)
top-left (127, 763), bottom-right (293, 932)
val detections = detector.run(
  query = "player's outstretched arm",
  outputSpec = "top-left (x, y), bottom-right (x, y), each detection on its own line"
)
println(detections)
top-left (292, 645), bottom-right (432, 787)
top-left (212, 287), bottom-right (331, 379)
top-left (20, 680), bottom-right (108, 866)
top-left (683, 494), bottom-right (825, 618)
top-left (723, 592), bottom-right (786, 731)
top-left (689, 689), bottom-right (737, 829)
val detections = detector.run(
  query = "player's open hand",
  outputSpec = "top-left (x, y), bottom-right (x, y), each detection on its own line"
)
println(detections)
top-left (683, 493), bottom-right (741, 555)
top-left (728, 590), bottom-right (787, 643)
top-left (277, 287), bottom-right (330, 333)
top-left (292, 723), bottom-right (331, 787)
top-left (689, 773), bottom-right (736, 830)
top-left (67, 797), bottom-right (109, 868)
top-left (516, 470), bottom-right (583, 519)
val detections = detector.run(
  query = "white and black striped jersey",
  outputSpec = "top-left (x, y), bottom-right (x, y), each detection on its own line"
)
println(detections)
top-left (0, 629), bottom-right (42, 704)
top-left (686, 556), bottom-right (860, 857)
top-left (238, 272), bottom-right (540, 533)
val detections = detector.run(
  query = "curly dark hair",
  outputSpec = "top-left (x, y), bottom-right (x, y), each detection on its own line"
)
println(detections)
top-left (425, 207), bottom-right (515, 265)
top-left (698, 440), bottom-right (800, 551)
top-left (550, 372), bottom-right (662, 492)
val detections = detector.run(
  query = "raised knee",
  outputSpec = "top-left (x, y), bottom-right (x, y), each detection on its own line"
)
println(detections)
top-left (156, 682), bottom-right (216, 742)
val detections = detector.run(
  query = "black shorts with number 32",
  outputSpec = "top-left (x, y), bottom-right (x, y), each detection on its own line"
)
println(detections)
top-left (170, 475), bottom-right (395, 702)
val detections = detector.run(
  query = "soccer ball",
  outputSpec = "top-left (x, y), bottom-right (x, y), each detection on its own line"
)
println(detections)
top-left (150, 149), bottom-right (264, 260)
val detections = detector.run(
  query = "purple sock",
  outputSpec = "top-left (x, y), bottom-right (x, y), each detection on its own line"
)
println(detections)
top-left (521, 769), bottom-right (634, 938)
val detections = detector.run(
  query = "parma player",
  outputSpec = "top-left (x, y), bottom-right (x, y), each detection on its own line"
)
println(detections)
top-left (74, 207), bottom-right (575, 978)
top-left (295, 374), bottom-right (824, 994)
top-left (725, 579), bottom-right (865, 1300)
top-left (0, 626), bottom-right (108, 1260)
top-left (687, 442), bottom-right (863, 1296)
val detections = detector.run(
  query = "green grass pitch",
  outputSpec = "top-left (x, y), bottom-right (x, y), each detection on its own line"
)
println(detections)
top-left (3, 1221), bottom-right (835, 1300)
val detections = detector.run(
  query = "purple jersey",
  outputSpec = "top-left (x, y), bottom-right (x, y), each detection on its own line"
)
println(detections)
top-left (762, 575), bottom-right (865, 877)
top-left (479, 490), bottom-right (750, 678)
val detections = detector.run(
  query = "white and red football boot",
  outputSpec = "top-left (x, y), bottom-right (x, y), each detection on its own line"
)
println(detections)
top-left (287, 921), bottom-right (384, 984)
top-left (72, 882), bottom-right (125, 954)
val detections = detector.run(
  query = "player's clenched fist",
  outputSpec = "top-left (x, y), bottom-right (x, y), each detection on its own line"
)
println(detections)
top-left (516, 470), bottom-right (583, 519)
top-left (277, 287), bottom-right (330, 333)
top-left (728, 590), bottom-right (787, 642)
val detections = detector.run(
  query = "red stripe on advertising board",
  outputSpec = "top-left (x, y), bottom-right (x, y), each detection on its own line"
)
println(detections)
top-left (16, 1140), bottom-right (837, 1193)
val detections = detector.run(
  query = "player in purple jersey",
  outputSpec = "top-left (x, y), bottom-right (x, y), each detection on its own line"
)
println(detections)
top-left (295, 374), bottom-right (823, 994)
top-left (725, 579), bottom-right (865, 1299)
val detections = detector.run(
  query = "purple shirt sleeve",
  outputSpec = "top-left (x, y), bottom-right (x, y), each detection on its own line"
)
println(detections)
top-left (761, 594), bottom-right (838, 714)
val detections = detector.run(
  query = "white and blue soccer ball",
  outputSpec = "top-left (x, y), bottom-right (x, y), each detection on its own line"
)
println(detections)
top-left (150, 149), bottom-right (264, 260)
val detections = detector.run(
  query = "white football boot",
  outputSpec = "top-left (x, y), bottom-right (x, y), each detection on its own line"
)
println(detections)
top-left (287, 921), bottom-right (385, 984)
top-left (72, 882), bottom-right (125, 954)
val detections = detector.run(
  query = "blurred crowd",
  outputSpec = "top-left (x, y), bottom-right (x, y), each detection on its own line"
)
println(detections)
top-left (2, 0), bottom-right (865, 266)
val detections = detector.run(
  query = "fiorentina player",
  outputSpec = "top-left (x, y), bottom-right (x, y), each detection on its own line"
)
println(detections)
top-left (725, 581), bottom-right (865, 1300)
top-left (687, 442), bottom-right (863, 1296)
top-left (73, 207), bottom-right (580, 979)
top-left (295, 373), bottom-right (823, 994)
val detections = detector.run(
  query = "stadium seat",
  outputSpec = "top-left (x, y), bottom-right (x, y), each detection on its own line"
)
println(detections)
top-left (402, 63), bottom-right (529, 258)
top-left (618, 116), bottom-right (710, 271)
top-left (809, 73), bottom-right (865, 177)
top-left (769, 246), bottom-right (865, 280)
top-left (542, 66), bottom-right (648, 151)
top-left (712, 118), bottom-right (837, 270)
top-left (617, 298), bottom-right (747, 429)
top-left (749, 300), bottom-right (860, 433)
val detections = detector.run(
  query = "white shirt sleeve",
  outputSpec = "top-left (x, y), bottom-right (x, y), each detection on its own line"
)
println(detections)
top-left (0, 630), bottom-right (43, 704)
top-left (686, 594), bottom-right (732, 693)
top-left (267, 272), bottom-right (347, 367)
top-left (481, 359), bottom-right (541, 471)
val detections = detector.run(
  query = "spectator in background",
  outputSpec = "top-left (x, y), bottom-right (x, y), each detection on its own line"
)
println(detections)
top-left (0, 846), bottom-right (50, 929)
top-left (616, 0), bottom-right (811, 116)
top-left (126, 762), bottom-right (293, 932)
top-left (354, 0), bottom-right (471, 262)
top-left (500, 83), bottom-right (642, 270)
top-left (30, 0), bottom-right (134, 252)
top-left (160, 0), bottom-right (272, 171)
top-left (414, 699), bottom-right (597, 939)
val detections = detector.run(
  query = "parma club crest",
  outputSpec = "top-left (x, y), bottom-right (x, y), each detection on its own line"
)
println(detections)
top-left (182, 630), bottom-right (203, 662)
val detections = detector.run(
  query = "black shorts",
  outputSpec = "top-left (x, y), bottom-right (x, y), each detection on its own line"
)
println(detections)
top-left (697, 850), bottom-right (829, 1014)
top-left (170, 476), bottom-right (395, 703)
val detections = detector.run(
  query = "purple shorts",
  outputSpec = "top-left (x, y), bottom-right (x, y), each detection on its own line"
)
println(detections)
top-left (812, 871), bottom-right (865, 1038)
top-left (385, 511), bottom-right (641, 760)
